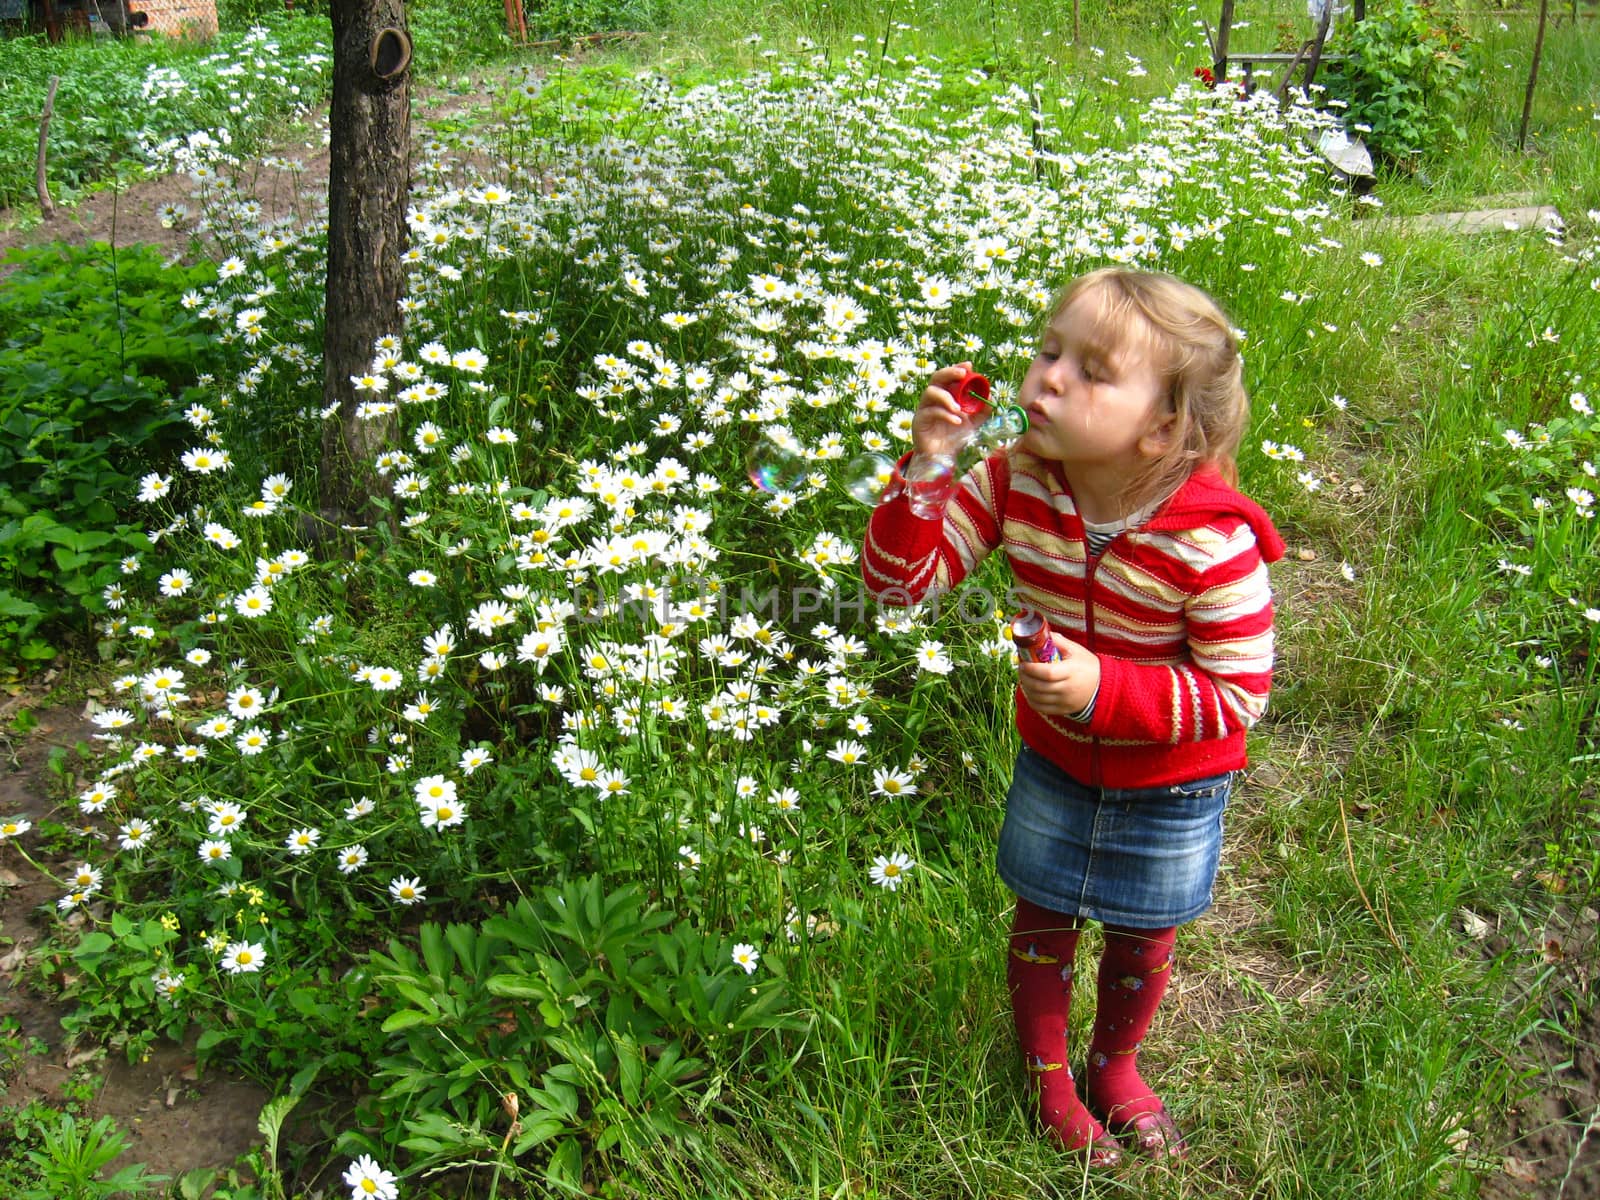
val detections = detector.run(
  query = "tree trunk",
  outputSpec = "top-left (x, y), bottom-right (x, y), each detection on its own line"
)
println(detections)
top-left (319, 0), bottom-right (412, 532)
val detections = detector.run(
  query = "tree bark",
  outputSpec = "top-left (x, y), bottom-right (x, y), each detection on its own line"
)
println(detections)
top-left (319, 0), bottom-right (412, 532)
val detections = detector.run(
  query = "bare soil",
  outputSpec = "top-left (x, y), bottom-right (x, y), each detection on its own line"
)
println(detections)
top-left (1478, 904), bottom-right (1600, 1200)
top-left (0, 74), bottom-right (496, 264)
top-left (0, 688), bottom-right (270, 1184)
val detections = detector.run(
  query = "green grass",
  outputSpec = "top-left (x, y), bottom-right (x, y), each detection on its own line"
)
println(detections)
top-left (0, 3), bottom-right (1596, 1199)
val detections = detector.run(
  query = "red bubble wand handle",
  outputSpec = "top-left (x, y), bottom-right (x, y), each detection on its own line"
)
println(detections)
top-left (949, 371), bottom-right (991, 417)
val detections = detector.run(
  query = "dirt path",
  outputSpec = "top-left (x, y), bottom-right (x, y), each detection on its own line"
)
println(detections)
top-left (0, 75), bottom-right (499, 264)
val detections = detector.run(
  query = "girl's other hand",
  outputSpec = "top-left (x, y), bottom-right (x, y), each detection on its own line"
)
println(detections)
top-left (1017, 634), bottom-right (1101, 717)
top-left (911, 361), bottom-right (977, 459)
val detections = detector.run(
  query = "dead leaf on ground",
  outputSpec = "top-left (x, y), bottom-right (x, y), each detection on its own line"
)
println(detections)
top-left (65, 1047), bottom-right (104, 1070)
top-left (1502, 1154), bottom-right (1540, 1184)
top-left (1459, 909), bottom-right (1491, 940)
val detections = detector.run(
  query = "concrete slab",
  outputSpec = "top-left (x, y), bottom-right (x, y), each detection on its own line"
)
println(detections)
top-left (1382, 205), bottom-right (1563, 234)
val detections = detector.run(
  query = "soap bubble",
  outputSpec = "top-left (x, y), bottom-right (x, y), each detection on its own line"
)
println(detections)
top-left (746, 431), bottom-right (809, 494)
top-left (843, 452), bottom-right (895, 506)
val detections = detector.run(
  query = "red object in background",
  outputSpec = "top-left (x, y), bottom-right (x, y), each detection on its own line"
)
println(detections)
top-left (1012, 610), bottom-right (1059, 664)
top-left (950, 371), bottom-right (991, 417)
top-left (1194, 66), bottom-right (1217, 89)
top-left (504, 0), bottom-right (527, 43)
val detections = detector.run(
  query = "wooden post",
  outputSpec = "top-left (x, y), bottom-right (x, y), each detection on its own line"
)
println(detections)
top-left (1072, 0), bottom-right (1079, 44)
top-left (1274, 43), bottom-right (1310, 105)
top-left (1302, 0), bottom-right (1334, 95)
top-left (1214, 0), bottom-right (1235, 81)
top-left (36, 75), bottom-right (58, 219)
top-left (1518, 0), bottom-right (1550, 152)
top-left (504, 0), bottom-right (526, 43)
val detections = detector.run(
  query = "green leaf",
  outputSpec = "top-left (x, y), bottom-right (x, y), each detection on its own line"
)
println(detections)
top-left (380, 1008), bottom-right (433, 1033)
top-left (72, 931), bottom-right (113, 959)
top-left (486, 973), bottom-right (552, 1001)
top-left (510, 1115), bottom-right (567, 1155)
top-left (257, 1093), bottom-right (301, 1166)
top-left (0, 591), bottom-right (43, 619)
top-left (419, 922), bottom-right (450, 979)
top-left (391, 980), bottom-right (440, 1013)
top-left (546, 1137), bottom-right (584, 1194)
top-left (51, 546), bottom-right (90, 572)
top-left (614, 1033), bottom-right (643, 1105)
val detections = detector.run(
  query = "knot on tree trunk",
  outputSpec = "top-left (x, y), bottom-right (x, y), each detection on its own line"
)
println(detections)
top-left (370, 27), bottom-right (412, 81)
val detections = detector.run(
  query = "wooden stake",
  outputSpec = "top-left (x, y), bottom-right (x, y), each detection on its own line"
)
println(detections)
top-left (1215, 0), bottom-right (1235, 81)
top-left (1302, 0), bottom-right (1335, 95)
top-left (1518, 0), bottom-right (1550, 152)
top-left (36, 75), bottom-right (58, 220)
top-left (504, 0), bottom-right (527, 44)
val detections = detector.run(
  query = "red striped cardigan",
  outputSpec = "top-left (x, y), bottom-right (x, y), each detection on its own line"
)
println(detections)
top-left (862, 451), bottom-right (1287, 788)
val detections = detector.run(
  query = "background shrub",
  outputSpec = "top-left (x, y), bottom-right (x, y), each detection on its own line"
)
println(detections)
top-left (0, 242), bottom-right (216, 666)
top-left (1321, 0), bottom-right (1480, 161)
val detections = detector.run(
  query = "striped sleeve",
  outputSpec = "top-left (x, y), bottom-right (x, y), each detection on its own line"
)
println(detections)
top-left (861, 454), bottom-right (1006, 604)
top-left (1089, 525), bottom-right (1275, 745)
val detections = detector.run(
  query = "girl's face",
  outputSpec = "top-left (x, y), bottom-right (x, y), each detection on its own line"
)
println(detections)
top-left (1017, 291), bottom-right (1172, 471)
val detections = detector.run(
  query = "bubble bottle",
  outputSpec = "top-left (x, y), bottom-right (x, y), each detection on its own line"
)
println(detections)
top-left (1011, 608), bottom-right (1060, 663)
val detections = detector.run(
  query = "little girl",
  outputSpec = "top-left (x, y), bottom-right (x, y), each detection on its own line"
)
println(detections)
top-left (861, 267), bottom-right (1285, 1168)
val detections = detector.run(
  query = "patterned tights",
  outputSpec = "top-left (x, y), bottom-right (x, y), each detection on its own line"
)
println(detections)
top-left (1006, 896), bottom-right (1178, 1148)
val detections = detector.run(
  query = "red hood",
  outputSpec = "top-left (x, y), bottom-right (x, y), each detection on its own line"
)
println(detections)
top-left (1146, 467), bottom-right (1287, 563)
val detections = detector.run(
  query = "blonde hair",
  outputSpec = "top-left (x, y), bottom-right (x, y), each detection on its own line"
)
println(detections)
top-left (1045, 267), bottom-right (1249, 512)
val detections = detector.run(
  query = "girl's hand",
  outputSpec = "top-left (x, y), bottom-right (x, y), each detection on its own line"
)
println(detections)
top-left (1017, 634), bottom-right (1101, 717)
top-left (911, 362), bottom-right (979, 459)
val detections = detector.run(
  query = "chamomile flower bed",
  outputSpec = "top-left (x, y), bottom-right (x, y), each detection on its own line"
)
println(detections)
top-left (19, 36), bottom-right (1600, 1190)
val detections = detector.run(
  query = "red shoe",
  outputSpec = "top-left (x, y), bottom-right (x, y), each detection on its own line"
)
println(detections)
top-left (1084, 1132), bottom-right (1124, 1169)
top-left (1114, 1108), bottom-right (1187, 1160)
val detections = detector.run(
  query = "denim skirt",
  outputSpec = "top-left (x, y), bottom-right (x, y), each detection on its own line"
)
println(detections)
top-left (996, 745), bottom-right (1232, 929)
